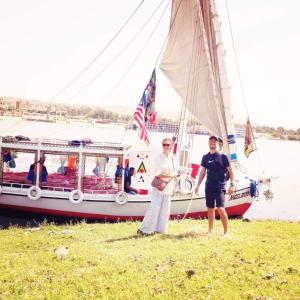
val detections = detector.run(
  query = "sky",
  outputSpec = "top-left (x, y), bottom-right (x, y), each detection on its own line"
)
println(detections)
top-left (0, 0), bottom-right (299, 130)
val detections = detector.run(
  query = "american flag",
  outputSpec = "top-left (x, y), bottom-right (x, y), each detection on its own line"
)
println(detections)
top-left (134, 90), bottom-right (150, 145)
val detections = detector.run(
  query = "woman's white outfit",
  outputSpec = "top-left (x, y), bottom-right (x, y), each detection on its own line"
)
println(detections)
top-left (139, 153), bottom-right (176, 234)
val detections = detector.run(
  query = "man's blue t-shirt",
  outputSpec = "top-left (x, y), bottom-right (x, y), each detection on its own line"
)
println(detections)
top-left (201, 152), bottom-right (230, 190)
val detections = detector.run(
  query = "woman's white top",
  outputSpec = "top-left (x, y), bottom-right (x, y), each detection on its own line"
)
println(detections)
top-left (153, 153), bottom-right (177, 195)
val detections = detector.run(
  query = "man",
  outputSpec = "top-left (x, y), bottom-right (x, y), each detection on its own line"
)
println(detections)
top-left (124, 167), bottom-right (138, 195)
top-left (27, 155), bottom-right (48, 184)
top-left (195, 136), bottom-right (235, 236)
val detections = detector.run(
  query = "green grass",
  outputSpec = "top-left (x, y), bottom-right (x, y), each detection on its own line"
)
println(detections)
top-left (0, 219), bottom-right (299, 300)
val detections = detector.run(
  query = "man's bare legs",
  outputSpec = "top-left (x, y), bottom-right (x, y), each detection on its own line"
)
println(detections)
top-left (217, 207), bottom-right (228, 235)
top-left (207, 208), bottom-right (215, 234)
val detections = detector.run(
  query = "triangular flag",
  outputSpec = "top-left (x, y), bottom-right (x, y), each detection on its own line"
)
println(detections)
top-left (244, 118), bottom-right (257, 158)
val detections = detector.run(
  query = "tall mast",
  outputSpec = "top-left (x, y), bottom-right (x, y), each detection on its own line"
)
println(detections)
top-left (176, 103), bottom-right (191, 170)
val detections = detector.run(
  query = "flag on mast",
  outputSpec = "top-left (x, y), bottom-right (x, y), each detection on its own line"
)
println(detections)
top-left (133, 90), bottom-right (150, 145)
top-left (133, 69), bottom-right (157, 145)
top-left (244, 118), bottom-right (257, 158)
top-left (145, 69), bottom-right (157, 125)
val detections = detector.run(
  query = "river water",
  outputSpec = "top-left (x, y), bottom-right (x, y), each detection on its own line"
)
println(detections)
top-left (1, 118), bottom-right (299, 221)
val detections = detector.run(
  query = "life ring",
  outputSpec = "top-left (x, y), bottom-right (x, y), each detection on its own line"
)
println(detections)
top-left (27, 186), bottom-right (42, 201)
top-left (69, 189), bottom-right (84, 204)
top-left (115, 191), bottom-right (128, 205)
top-left (178, 175), bottom-right (194, 194)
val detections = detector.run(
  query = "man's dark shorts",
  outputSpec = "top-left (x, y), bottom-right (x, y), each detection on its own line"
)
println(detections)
top-left (205, 188), bottom-right (225, 208)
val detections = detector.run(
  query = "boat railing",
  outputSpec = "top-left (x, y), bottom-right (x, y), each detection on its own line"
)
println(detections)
top-left (2, 182), bottom-right (31, 190)
top-left (0, 136), bottom-right (131, 154)
top-left (1, 179), bottom-right (120, 194)
top-left (1, 181), bottom-right (77, 194)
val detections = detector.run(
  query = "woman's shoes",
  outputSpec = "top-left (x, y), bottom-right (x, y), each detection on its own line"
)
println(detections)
top-left (136, 229), bottom-right (145, 236)
top-left (137, 229), bottom-right (154, 236)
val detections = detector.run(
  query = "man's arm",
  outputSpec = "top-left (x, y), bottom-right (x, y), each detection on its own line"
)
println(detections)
top-left (227, 164), bottom-right (235, 195)
top-left (195, 167), bottom-right (206, 193)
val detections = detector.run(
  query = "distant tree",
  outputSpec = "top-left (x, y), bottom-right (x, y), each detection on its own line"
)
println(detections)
top-left (277, 126), bottom-right (285, 134)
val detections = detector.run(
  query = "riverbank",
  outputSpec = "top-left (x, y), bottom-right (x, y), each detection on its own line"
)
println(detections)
top-left (0, 220), bottom-right (299, 299)
top-left (2, 114), bottom-right (298, 141)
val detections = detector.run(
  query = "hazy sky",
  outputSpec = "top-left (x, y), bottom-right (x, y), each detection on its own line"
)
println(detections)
top-left (0, 0), bottom-right (299, 129)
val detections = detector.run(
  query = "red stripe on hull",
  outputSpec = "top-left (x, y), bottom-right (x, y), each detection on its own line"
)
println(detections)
top-left (0, 202), bottom-right (252, 221)
top-left (170, 203), bottom-right (252, 219)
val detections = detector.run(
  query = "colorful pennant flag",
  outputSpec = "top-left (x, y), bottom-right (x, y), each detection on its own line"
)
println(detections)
top-left (244, 118), bottom-right (257, 158)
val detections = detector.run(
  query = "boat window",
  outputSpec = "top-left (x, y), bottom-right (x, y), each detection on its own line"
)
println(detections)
top-left (2, 151), bottom-right (34, 188)
top-left (40, 153), bottom-right (77, 192)
top-left (82, 156), bottom-right (120, 194)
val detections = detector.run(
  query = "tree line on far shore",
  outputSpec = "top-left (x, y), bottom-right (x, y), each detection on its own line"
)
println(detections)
top-left (255, 125), bottom-right (300, 141)
top-left (1, 97), bottom-right (299, 141)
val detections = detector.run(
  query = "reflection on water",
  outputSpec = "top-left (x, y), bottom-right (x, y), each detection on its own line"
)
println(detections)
top-left (1, 119), bottom-right (299, 221)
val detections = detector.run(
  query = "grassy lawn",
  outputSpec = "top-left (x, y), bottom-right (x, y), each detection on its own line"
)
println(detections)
top-left (0, 219), bottom-right (299, 299)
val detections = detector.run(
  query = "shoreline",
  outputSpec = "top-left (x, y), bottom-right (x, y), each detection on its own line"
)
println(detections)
top-left (1, 208), bottom-right (299, 229)
top-left (0, 115), bottom-right (278, 140)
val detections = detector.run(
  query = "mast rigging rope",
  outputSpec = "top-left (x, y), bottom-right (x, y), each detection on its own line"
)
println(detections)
top-left (44, 0), bottom-right (171, 138)
top-left (66, 0), bottom-right (167, 103)
top-left (94, 0), bottom-right (171, 107)
top-left (49, 0), bottom-right (146, 102)
top-left (224, 0), bottom-right (250, 118)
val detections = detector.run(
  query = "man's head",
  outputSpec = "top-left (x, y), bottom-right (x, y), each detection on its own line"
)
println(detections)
top-left (129, 167), bottom-right (135, 176)
top-left (40, 155), bottom-right (46, 164)
top-left (208, 136), bottom-right (218, 152)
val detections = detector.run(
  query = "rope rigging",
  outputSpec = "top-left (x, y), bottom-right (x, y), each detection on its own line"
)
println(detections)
top-left (66, 0), bottom-right (167, 103)
top-left (50, 0), bottom-right (184, 127)
top-left (225, 0), bottom-right (264, 170)
top-left (112, 0), bottom-right (187, 145)
top-left (98, 0), bottom-right (171, 106)
top-left (224, 0), bottom-right (249, 119)
top-left (224, 1), bottom-right (275, 204)
top-left (43, 0), bottom-right (171, 138)
top-left (49, 0), bottom-right (146, 102)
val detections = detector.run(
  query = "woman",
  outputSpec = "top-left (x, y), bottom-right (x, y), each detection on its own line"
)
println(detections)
top-left (137, 137), bottom-right (177, 235)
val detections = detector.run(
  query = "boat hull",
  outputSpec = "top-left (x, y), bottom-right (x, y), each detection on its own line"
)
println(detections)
top-left (0, 185), bottom-right (254, 221)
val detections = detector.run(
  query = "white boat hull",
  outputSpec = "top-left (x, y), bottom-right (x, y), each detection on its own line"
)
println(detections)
top-left (0, 181), bottom-right (254, 220)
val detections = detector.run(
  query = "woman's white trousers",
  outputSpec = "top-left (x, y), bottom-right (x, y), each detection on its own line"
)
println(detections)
top-left (139, 188), bottom-right (171, 234)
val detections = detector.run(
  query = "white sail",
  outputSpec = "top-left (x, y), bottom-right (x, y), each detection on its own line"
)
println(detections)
top-left (160, 0), bottom-right (238, 161)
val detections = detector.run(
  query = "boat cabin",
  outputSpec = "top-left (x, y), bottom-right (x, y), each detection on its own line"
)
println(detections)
top-left (0, 136), bottom-right (131, 195)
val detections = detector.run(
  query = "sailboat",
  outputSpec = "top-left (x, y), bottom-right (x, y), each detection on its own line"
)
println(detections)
top-left (0, 0), bottom-right (271, 220)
